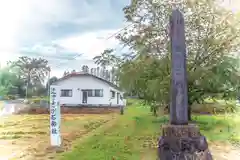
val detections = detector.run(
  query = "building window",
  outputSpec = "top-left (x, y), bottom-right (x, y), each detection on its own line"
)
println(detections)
top-left (110, 90), bottom-right (115, 98)
top-left (61, 89), bottom-right (72, 97)
top-left (87, 90), bottom-right (93, 97)
top-left (82, 89), bottom-right (103, 97)
top-left (94, 89), bottom-right (103, 97)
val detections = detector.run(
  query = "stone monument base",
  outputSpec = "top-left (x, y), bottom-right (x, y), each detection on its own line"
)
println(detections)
top-left (158, 124), bottom-right (213, 160)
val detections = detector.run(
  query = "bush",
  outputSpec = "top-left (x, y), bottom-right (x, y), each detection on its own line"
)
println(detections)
top-left (31, 98), bottom-right (41, 104)
top-left (6, 95), bottom-right (16, 100)
top-left (191, 102), bottom-right (237, 114)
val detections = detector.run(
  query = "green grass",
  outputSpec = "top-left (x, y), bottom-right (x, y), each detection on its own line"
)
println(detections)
top-left (58, 104), bottom-right (160, 160)
top-left (58, 102), bottom-right (240, 160)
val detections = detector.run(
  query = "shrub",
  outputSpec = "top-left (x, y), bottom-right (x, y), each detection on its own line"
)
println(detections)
top-left (31, 98), bottom-right (41, 104)
top-left (6, 95), bottom-right (16, 100)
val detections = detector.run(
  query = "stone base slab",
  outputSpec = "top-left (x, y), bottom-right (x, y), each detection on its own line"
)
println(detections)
top-left (158, 124), bottom-right (213, 160)
top-left (162, 124), bottom-right (200, 138)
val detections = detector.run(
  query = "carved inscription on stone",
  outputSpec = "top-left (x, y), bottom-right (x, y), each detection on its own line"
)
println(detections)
top-left (170, 9), bottom-right (188, 125)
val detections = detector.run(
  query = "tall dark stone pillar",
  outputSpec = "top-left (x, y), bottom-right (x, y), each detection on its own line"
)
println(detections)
top-left (169, 9), bottom-right (188, 125)
top-left (158, 9), bottom-right (213, 160)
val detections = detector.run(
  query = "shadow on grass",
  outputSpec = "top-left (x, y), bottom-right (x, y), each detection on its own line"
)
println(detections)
top-left (152, 116), bottom-right (169, 124)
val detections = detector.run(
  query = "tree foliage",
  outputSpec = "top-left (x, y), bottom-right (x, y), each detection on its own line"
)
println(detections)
top-left (0, 67), bottom-right (17, 95)
top-left (115, 0), bottom-right (240, 118)
top-left (82, 65), bottom-right (89, 73)
top-left (0, 67), bottom-right (25, 97)
top-left (9, 56), bottom-right (49, 98)
top-left (93, 49), bottom-right (122, 68)
top-left (46, 76), bottom-right (58, 90)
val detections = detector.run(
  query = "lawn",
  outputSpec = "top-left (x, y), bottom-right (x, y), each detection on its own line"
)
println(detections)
top-left (0, 113), bottom-right (117, 160)
top-left (59, 101), bottom-right (240, 160)
top-left (0, 101), bottom-right (240, 160)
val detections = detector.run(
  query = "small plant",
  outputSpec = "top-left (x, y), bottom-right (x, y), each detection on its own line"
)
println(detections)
top-left (32, 98), bottom-right (41, 104)
top-left (6, 95), bottom-right (16, 100)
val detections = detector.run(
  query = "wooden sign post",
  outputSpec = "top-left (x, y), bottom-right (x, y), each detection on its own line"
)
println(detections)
top-left (50, 85), bottom-right (61, 147)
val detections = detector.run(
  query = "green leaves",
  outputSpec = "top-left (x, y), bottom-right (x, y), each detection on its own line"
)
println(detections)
top-left (8, 56), bottom-right (49, 98)
top-left (93, 49), bottom-right (122, 68)
top-left (0, 67), bottom-right (20, 96)
top-left (115, 0), bottom-right (240, 116)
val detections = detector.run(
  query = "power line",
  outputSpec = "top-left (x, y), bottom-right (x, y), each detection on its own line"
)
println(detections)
top-left (2, 22), bottom-right (134, 72)
top-left (105, 23), bottom-right (134, 40)
top-left (49, 22), bottom-right (134, 69)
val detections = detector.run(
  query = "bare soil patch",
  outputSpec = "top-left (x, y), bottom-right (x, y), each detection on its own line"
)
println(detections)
top-left (209, 142), bottom-right (240, 160)
top-left (16, 106), bottom-right (121, 114)
top-left (0, 114), bottom-right (117, 160)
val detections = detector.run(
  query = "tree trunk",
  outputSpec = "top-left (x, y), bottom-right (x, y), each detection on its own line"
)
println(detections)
top-left (153, 107), bottom-right (157, 117)
top-left (25, 80), bottom-right (29, 99)
top-left (25, 72), bottom-right (31, 99)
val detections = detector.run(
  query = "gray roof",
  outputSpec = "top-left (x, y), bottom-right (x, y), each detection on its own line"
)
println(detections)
top-left (52, 72), bottom-right (122, 91)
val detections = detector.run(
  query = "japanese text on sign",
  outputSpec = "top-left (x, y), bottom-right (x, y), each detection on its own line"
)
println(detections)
top-left (50, 87), bottom-right (57, 134)
top-left (50, 85), bottom-right (61, 146)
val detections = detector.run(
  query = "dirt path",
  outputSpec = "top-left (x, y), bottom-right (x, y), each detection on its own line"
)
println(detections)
top-left (0, 140), bottom-right (27, 160)
top-left (210, 142), bottom-right (240, 160)
top-left (138, 143), bottom-right (240, 160)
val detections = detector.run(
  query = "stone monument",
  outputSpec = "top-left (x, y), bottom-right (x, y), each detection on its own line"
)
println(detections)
top-left (158, 9), bottom-right (213, 160)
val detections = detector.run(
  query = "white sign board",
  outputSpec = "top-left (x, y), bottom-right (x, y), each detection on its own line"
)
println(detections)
top-left (50, 85), bottom-right (61, 147)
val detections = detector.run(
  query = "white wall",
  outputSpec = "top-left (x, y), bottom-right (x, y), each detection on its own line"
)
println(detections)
top-left (53, 76), bottom-right (123, 106)
top-left (109, 87), bottom-right (125, 106)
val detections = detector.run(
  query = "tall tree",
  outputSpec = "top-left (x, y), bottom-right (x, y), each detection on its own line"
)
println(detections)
top-left (9, 56), bottom-right (49, 98)
top-left (94, 49), bottom-right (113, 68)
top-left (93, 49), bottom-right (123, 83)
top-left (117, 0), bottom-right (240, 118)
top-left (46, 76), bottom-right (58, 88)
top-left (105, 69), bottom-right (110, 81)
top-left (90, 68), bottom-right (94, 75)
top-left (71, 70), bottom-right (76, 73)
top-left (0, 67), bottom-right (17, 96)
top-left (63, 71), bottom-right (68, 76)
top-left (96, 67), bottom-right (100, 77)
top-left (93, 68), bottom-right (97, 76)
top-left (82, 65), bottom-right (89, 73)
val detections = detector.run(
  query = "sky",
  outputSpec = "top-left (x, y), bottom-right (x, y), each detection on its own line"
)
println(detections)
top-left (0, 0), bottom-right (130, 77)
top-left (0, 0), bottom-right (238, 78)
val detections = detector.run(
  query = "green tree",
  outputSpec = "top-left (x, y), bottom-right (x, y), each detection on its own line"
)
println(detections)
top-left (9, 56), bottom-right (50, 98)
top-left (117, 0), bottom-right (240, 119)
top-left (46, 76), bottom-right (58, 89)
top-left (93, 49), bottom-right (123, 84)
top-left (0, 68), bottom-right (16, 95)
top-left (0, 66), bottom-right (25, 97)
top-left (82, 65), bottom-right (89, 73)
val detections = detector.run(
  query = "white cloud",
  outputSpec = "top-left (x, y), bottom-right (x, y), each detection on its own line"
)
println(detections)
top-left (0, 0), bottom-right (76, 66)
top-left (16, 28), bottom-right (122, 78)
top-left (0, 0), bottom-right (71, 48)
top-left (48, 29), bottom-right (121, 77)
top-left (57, 29), bottom-right (120, 59)
top-left (0, 0), bottom-right (128, 78)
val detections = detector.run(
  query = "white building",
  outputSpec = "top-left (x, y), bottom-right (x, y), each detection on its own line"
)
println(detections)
top-left (51, 72), bottom-right (125, 107)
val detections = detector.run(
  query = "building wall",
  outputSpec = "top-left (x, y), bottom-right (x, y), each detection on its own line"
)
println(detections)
top-left (53, 76), bottom-right (124, 106)
top-left (109, 87), bottom-right (125, 106)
